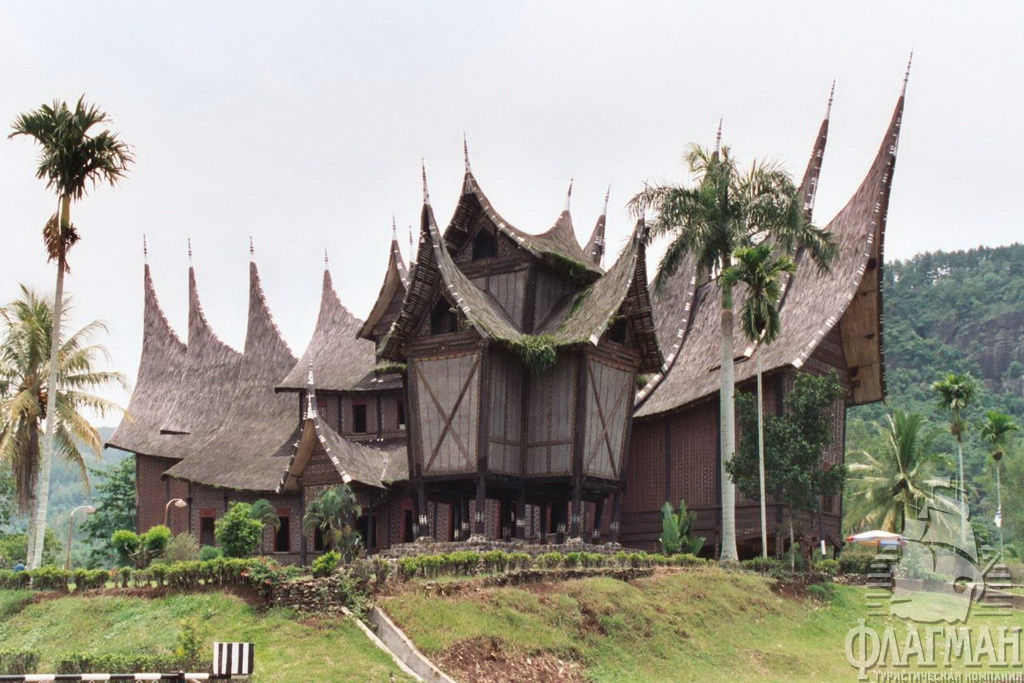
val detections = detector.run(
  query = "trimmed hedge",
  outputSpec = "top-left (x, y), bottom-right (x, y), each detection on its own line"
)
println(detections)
top-left (55, 652), bottom-right (183, 674)
top-left (0, 650), bottom-right (40, 675)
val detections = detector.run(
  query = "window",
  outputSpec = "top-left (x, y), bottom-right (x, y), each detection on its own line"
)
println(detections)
top-left (397, 399), bottom-right (405, 430)
top-left (275, 510), bottom-right (290, 553)
top-left (200, 510), bottom-right (216, 547)
top-left (471, 228), bottom-right (497, 260)
top-left (313, 525), bottom-right (325, 552)
top-left (607, 316), bottom-right (628, 345)
top-left (352, 399), bottom-right (367, 434)
top-left (430, 299), bottom-right (458, 335)
top-left (402, 509), bottom-right (414, 543)
top-left (357, 514), bottom-right (377, 549)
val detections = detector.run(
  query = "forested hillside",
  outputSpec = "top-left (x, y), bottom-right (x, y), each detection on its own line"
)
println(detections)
top-left (847, 243), bottom-right (1024, 546)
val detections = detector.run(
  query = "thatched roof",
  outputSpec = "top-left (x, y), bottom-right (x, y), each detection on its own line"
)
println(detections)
top-left (277, 269), bottom-right (376, 392)
top-left (164, 261), bottom-right (300, 490)
top-left (106, 265), bottom-right (188, 457)
top-left (444, 170), bottom-right (600, 276)
top-left (358, 233), bottom-right (408, 341)
top-left (276, 381), bottom-right (397, 491)
top-left (546, 220), bottom-right (663, 373)
top-left (381, 179), bottom-right (661, 370)
top-left (636, 93), bottom-right (904, 417)
top-left (583, 190), bottom-right (609, 267)
top-left (159, 268), bottom-right (243, 447)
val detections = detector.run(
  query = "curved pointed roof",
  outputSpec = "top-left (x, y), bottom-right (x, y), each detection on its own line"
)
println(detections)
top-left (584, 189), bottom-right (610, 267)
top-left (445, 170), bottom-right (599, 274)
top-left (165, 261), bottom-right (300, 490)
top-left (637, 90), bottom-right (902, 416)
top-left (107, 264), bottom-right (188, 456)
top-left (159, 267), bottom-right (243, 445)
top-left (277, 269), bottom-right (376, 392)
top-left (358, 232), bottom-right (409, 341)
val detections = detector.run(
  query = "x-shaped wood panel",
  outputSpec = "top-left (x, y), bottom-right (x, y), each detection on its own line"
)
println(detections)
top-left (416, 357), bottom-right (480, 471)
top-left (586, 362), bottom-right (631, 476)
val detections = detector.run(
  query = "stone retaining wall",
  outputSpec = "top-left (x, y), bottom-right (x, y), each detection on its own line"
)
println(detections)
top-left (381, 539), bottom-right (623, 558)
top-left (270, 574), bottom-right (355, 612)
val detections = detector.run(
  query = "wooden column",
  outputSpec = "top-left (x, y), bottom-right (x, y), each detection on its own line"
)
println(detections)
top-left (473, 476), bottom-right (487, 537)
top-left (592, 497), bottom-right (606, 544)
top-left (610, 490), bottom-right (622, 544)
top-left (539, 504), bottom-right (549, 544)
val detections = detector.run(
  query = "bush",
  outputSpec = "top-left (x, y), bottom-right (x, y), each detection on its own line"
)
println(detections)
top-left (815, 558), bottom-right (840, 576)
top-left (56, 652), bottom-right (181, 674)
top-left (241, 556), bottom-right (302, 597)
top-left (369, 556), bottom-right (392, 589)
top-left (807, 582), bottom-right (837, 603)
top-left (0, 650), bottom-right (40, 675)
top-left (481, 550), bottom-right (509, 573)
top-left (312, 551), bottom-right (341, 578)
top-left (28, 565), bottom-right (72, 591)
top-left (164, 533), bottom-right (201, 563)
top-left (398, 557), bottom-right (419, 580)
top-left (670, 553), bottom-right (708, 567)
top-left (199, 545), bottom-right (222, 562)
top-left (536, 552), bottom-right (562, 569)
top-left (72, 568), bottom-right (109, 591)
top-left (175, 617), bottom-right (204, 670)
top-left (740, 557), bottom-right (788, 576)
top-left (215, 503), bottom-right (264, 558)
top-left (0, 569), bottom-right (31, 589)
top-left (837, 547), bottom-right (898, 575)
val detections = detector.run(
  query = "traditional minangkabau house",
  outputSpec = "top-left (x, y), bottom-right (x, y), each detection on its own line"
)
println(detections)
top-left (110, 78), bottom-right (907, 561)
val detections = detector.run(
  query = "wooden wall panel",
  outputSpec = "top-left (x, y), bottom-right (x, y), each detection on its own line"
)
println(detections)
top-left (488, 353), bottom-right (523, 475)
top-left (669, 402), bottom-right (719, 509)
top-left (525, 356), bottom-right (576, 475)
top-left (533, 270), bottom-right (576, 330)
top-left (471, 270), bottom-right (529, 328)
top-left (413, 353), bottom-right (480, 475)
top-left (582, 358), bottom-right (633, 480)
top-left (623, 420), bottom-right (664, 513)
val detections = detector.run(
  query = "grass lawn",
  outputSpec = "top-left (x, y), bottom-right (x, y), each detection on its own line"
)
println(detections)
top-left (0, 590), bottom-right (411, 682)
top-left (382, 567), bottom-right (1024, 682)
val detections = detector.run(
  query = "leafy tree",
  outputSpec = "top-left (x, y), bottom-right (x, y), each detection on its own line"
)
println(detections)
top-left (80, 457), bottom-right (136, 567)
top-left (659, 499), bottom-right (705, 556)
top-left (934, 372), bottom-right (977, 543)
top-left (0, 286), bottom-right (125, 564)
top-left (631, 144), bottom-right (836, 560)
top-left (723, 242), bottom-right (796, 557)
top-left (979, 410), bottom-right (1018, 552)
top-left (726, 371), bottom-right (846, 565)
top-left (214, 502), bottom-right (264, 558)
top-left (303, 485), bottom-right (362, 563)
top-left (0, 464), bottom-right (15, 530)
top-left (250, 498), bottom-right (281, 532)
top-left (0, 528), bottom-right (61, 568)
top-left (111, 525), bottom-right (171, 568)
top-left (9, 97), bottom-right (133, 568)
top-left (845, 411), bottom-right (952, 533)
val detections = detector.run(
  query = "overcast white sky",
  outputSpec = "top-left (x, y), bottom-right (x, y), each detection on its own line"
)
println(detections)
top-left (1, 2), bottom-right (1021, 426)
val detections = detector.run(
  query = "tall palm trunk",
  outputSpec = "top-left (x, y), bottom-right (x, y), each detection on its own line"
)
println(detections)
top-left (996, 463), bottom-right (1003, 553)
top-left (29, 194), bottom-right (69, 569)
top-left (757, 349), bottom-right (767, 559)
top-left (956, 436), bottom-right (966, 546)
top-left (719, 285), bottom-right (738, 562)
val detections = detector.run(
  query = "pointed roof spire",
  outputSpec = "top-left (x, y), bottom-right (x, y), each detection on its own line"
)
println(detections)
top-left (826, 80), bottom-right (836, 120)
top-left (391, 214), bottom-right (398, 241)
top-left (422, 159), bottom-right (431, 206)
top-left (408, 223), bottom-right (414, 253)
top-left (584, 185), bottom-right (609, 267)
top-left (187, 237), bottom-right (193, 263)
top-left (463, 132), bottom-right (471, 174)
top-left (324, 247), bottom-right (329, 269)
top-left (563, 178), bottom-right (574, 212)
top-left (602, 184), bottom-right (611, 215)
top-left (143, 234), bottom-right (148, 262)
top-left (305, 357), bottom-right (317, 419)
top-left (715, 118), bottom-right (723, 153)
top-left (249, 236), bottom-right (254, 259)
top-left (902, 50), bottom-right (913, 96)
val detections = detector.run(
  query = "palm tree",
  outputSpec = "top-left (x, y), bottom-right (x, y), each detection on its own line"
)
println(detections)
top-left (846, 411), bottom-right (951, 533)
top-left (250, 498), bottom-right (281, 532)
top-left (630, 144), bottom-right (836, 561)
top-left (9, 97), bottom-right (133, 568)
top-left (978, 410), bottom-right (1018, 553)
top-left (933, 372), bottom-right (977, 544)
top-left (302, 485), bottom-right (363, 563)
top-left (0, 286), bottom-right (126, 547)
top-left (722, 243), bottom-right (796, 558)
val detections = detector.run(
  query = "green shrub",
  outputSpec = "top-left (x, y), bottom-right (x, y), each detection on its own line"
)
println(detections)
top-left (0, 650), bottom-right (40, 675)
top-left (241, 556), bottom-right (301, 597)
top-left (537, 552), bottom-right (562, 569)
top-left (418, 554), bottom-right (444, 578)
top-left (312, 551), bottom-right (341, 578)
top-left (215, 503), bottom-right (264, 558)
top-left (71, 568), bottom-right (109, 591)
top-left (114, 567), bottom-right (132, 588)
top-left (562, 552), bottom-right (581, 569)
top-left (56, 652), bottom-right (181, 674)
top-left (111, 529), bottom-right (141, 567)
top-left (175, 618), bottom-right (204, 669)
top-left (398, 557), bottom-right (419, 580)
top-left (0, 569), bottom-right (30, 589)
top-left (28, 565), bottom-right (72, 591)
top-left (149, 563), bottom-right (167, 587)
top-left (815, 558), bottom-right (840, 576)
top-left (370, 556), bottom-right (391, 589)
top-left (671, 553), bottom-right (707, 567)
top-left (740, 557), bottom-right (787, 576)
top-left (199, 545), bottom-right (222, 561)
top-left (807, 582), bottom-right (837, 603)
top-left (164, 533), bottom-right (200, 563)
top-left (481, 550), bottom-right (508, 573)
top-left (508, 552), bottom-right (532, 571)
top-left (445, 551), bottom-right (480, 575)
top-left (580, 553), bottom-right (605, 568)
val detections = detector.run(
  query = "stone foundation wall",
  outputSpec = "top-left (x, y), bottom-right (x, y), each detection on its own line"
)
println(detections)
top-left (380, 539), bottom-right (624, 559)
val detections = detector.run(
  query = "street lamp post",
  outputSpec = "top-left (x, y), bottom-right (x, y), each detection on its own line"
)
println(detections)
top-left (164, 498), bottom-right (188, 527)
top-left (65, 505), bottom-right (96, 570)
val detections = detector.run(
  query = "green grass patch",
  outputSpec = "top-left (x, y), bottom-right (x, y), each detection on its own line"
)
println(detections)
top-left (0, 590), bottom-right (410, 682)
top-left (383, 567), bottom-right (1024, 681)
top-left (0, 590), bottom-right (34, 620)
